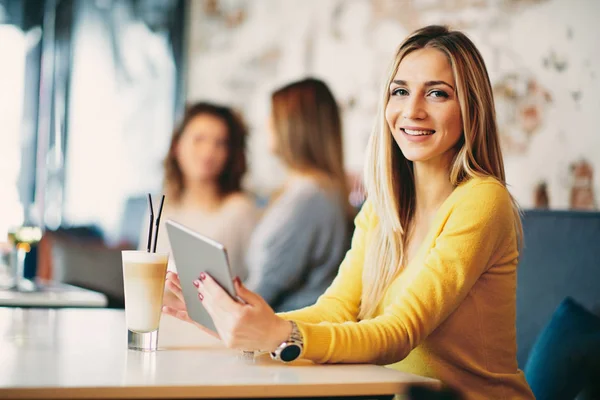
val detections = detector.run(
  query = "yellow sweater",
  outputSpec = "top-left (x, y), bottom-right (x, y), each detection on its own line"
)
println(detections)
top-left (281, 177), bottom-right (535, 400)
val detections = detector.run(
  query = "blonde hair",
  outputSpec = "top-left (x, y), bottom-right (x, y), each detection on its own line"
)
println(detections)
top-left (359, 25), bottom-right (523, 319)
top-left (271, 78), bottom-right (352, 217)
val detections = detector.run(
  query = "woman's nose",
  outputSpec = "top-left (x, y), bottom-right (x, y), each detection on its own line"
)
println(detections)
top-left (402, 96), bottom-right (427, 120)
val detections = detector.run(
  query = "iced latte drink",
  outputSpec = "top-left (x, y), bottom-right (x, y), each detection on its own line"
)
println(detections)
top-left (121, 251), bottom-right (168, 351)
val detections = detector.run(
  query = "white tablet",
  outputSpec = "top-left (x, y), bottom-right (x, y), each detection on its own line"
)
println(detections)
top-left (165, 219), bottom-right (239, 332)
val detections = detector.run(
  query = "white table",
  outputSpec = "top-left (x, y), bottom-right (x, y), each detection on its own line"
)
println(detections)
top-left (0, 281), bottom-right (108, 308)
top-left (0, 308), bottom-right (439, 399)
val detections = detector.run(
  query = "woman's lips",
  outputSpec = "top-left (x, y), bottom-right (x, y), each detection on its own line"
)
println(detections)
top-left (400, 127), bottom-right (436, 142)
top-left (401, 128), bottom-right (435, 136)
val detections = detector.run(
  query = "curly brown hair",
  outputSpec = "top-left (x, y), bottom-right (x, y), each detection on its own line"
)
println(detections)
top-left (163, 102), bottom-right (248, 202)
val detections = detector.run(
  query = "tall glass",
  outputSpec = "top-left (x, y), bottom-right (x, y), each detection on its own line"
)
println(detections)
top-left (6, 226), bottom-right (42, 291)
top-left (121, 251), bottom-right (168, 351)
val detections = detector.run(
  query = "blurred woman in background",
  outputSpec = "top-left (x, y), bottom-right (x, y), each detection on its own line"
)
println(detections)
top-left (240, 77), bottom-right (353, 312)
top-left (140, 102), bottom-right (258, 282)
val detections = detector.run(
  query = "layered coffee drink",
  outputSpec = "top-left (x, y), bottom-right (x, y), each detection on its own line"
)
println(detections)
top-left (121, 251), bottom-right (168, 350)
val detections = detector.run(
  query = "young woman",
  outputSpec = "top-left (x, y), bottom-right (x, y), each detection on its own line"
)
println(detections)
top-left (140, 102), bottom-right (258, 281)
top-left (164, 27), bottom-right (535, 399)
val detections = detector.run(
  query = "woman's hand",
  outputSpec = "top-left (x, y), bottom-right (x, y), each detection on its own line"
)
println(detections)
top-left (195, 273), bottom-right (292, 351)
top-left (162, 271), bottom-right (188, 316)
top-left (162, 271), bottom-right (219, 338)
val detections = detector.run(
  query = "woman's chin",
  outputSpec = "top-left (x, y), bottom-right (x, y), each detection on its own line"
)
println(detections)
top-left (398, 150), bottom-right (432, 163)
top-left (187, 173), bottom-right (220, 184)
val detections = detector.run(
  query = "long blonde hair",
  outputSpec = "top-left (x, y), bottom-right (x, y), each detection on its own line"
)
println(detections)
top-left (271, 78), bottom-right (352, 217)
top-left (359, 25), bottom-right (523, 319)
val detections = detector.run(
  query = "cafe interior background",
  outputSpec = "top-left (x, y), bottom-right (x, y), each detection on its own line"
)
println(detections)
top-left (2, 0), bottom-right (600, 395)
top-left (0, 0), bottom-right (599, 292)
top-left (0, 0), bottom-right (600, 244)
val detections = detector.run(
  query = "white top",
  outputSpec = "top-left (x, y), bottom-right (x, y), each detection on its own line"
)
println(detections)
top-left (0, 281), bottom-right (107, 308)
top-left (0, 308), bottom-right (439, 399)
top-left (139, 194), bottom-right (259, 281)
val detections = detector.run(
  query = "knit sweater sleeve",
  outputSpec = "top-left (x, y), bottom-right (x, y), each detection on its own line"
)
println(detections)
top-left (291, 182), bottom-right (516, 364)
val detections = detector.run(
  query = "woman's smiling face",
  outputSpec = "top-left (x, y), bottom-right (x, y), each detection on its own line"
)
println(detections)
top-left (385, 47), bottom-right (463, 166)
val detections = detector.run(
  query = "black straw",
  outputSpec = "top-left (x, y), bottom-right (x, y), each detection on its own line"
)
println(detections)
top-left (152, 195), bottom-right (165, 253)
top-left (146, 194), bottom-right (154, 253)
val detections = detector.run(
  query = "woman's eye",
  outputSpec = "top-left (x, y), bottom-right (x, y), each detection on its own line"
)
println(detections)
top-left (391, 88), bottom-right (408, 96)
top-left (429, 90), bottom-right (449, 98)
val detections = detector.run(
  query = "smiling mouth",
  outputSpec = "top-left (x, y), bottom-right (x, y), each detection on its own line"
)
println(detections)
top-left (402, 128), bottom-right (436, 136)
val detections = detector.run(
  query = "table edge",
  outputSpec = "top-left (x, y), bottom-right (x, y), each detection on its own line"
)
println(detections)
top-left (0, 379), bottom-right (442, 399)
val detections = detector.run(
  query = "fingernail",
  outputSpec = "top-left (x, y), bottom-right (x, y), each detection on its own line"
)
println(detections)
top-left (198, 293), bottom-right (203, 301)
top-left (199, 272), bottom-right (206, 281)
top-left (234, 276), bottom-right (241, 285)
top-left (193, 280), bottom-right (200, 287)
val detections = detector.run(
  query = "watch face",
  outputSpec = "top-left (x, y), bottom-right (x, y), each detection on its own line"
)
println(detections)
top-left (280, 344), bottom-right (301, 362)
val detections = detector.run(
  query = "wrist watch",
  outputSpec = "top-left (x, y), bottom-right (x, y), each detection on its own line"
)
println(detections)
top-left (271, 321), bottom-right (304, 363)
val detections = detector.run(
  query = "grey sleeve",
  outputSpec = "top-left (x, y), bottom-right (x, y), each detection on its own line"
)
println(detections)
top-left (250, 193), bottom-right (323, 305)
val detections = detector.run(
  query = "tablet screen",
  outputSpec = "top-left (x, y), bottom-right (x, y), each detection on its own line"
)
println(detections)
top-left (165, 220), bottom-right (238, 332)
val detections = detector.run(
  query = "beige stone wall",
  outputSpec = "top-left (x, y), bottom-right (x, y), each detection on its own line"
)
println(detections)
top-left (186, 0), bottom-right (600, 210)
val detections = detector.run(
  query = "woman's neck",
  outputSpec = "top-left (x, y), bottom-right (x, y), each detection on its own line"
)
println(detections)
top-left (412, 157), bottom-right (455, 217)
top-left (288, 168), bottom-right (316, 180)
top-left (178, 180), bottom-right (223, 211)
top-left (287, 167), bottom-right (334, 188)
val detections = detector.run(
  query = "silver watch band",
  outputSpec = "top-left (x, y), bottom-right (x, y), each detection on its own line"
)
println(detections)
top-left (270, 320), bottom-right (304, 362)
top-left (288, 320), bottom-right (303, 343)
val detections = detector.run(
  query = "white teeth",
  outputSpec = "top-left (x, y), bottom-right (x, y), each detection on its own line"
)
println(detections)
top-left (403, 128), bottom-right (435, 136)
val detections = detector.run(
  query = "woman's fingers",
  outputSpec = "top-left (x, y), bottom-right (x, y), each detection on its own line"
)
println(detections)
top-left (163, 287), bottom-right (185, 310)
top-left (195, 274), bottom-right (245, 345)
top-left (162, 305), bottom-right (189, 321)
top-left (196, 280), bottom-right (219, 318)
top-left (199, 273), bottom-right (238, 309)
top-left (165, 272), bottom-right (185, 305)
top-left (165, 279), bottom-right (185, 304)
top-left (166, 271), bottom-right (182, 289)
top-left (197, 275), bottom-right (285, 351)
top-left (234, 278), bottom-right (265, 307)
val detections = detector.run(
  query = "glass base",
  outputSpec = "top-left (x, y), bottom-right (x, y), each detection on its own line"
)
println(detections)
top-left (128, 329), bottom-right (159, 351)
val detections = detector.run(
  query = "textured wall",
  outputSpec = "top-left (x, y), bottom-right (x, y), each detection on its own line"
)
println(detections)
top-left (186, 0), bottom-right (600, 210)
